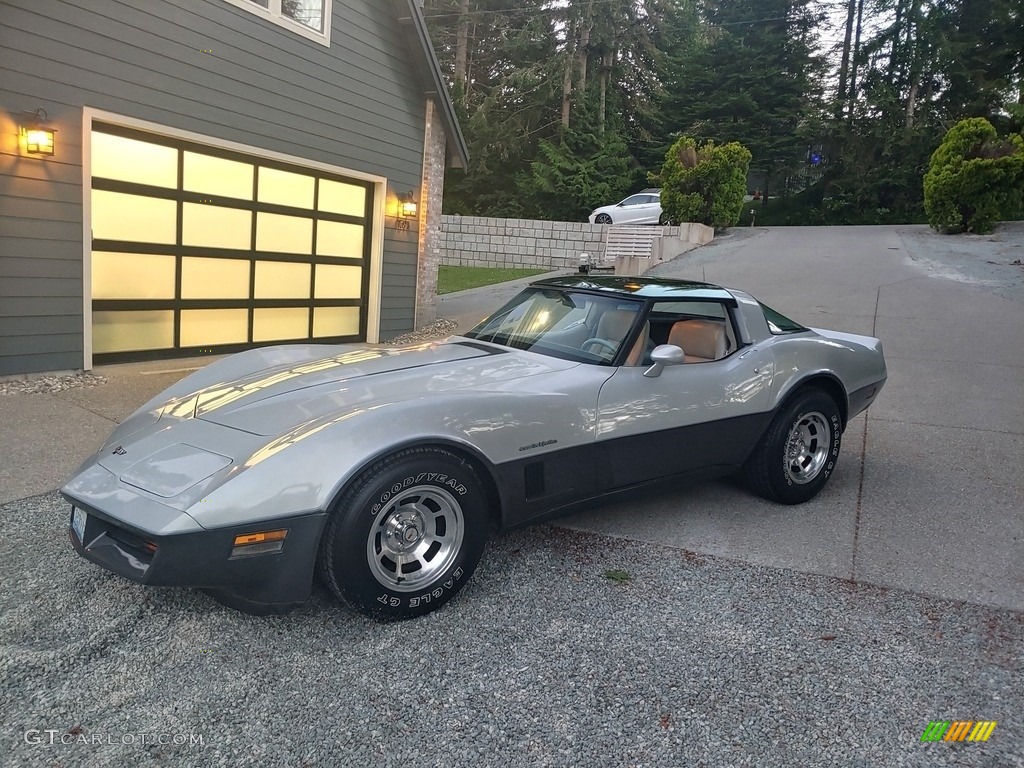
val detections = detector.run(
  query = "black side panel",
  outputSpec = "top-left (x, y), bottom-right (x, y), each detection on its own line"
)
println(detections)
top-left (602, 412), bottom-right (773, 489)
top-left (493, 443), bottom-right (604, 527)
top-left (494, 411), bottom-right (773, 529)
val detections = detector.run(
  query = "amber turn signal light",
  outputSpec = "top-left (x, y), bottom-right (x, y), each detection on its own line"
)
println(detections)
top-left (233, 530), bottom-right (288, 546)
top-left (230, 529), bottom-right (288, 558)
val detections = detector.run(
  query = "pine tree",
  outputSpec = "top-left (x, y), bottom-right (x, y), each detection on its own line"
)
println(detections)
top-left (655, 0), bottom-right (824, 202)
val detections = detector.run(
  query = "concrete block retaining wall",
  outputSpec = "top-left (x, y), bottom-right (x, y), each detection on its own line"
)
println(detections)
top-left (439, 216), bottom-right (713, 271)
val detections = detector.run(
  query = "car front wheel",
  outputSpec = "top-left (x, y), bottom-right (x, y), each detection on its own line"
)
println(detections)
top-left (744, 389), bottom-right (842, 504)
top-left (594, 213), bottom-right (612, 224)
top-left (318, 447), bottom-right (489, 619)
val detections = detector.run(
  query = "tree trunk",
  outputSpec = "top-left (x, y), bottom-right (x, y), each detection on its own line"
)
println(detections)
top-left (904, 80), bottom-right (919, 128)
top-left (578, 1), bottom-right (593, 94)
top-left (466, 20), bottom-right (476, 92)
top-left (847, 0), bottom-right (865, 118)
top-left (903, 0), bottom-right (923, 129)
top-left (561, 46), bottom-right (574, 130)
top-left (455, 0), bottom-right (470, 100)
top-left (835, 0), bottom-right (856, 119)
top-left (598, 49), bottom-right (613, 136)
top-left (888, 0), bottom-right (904, 80)
top-left (578, 22), bottom-right (591, 94)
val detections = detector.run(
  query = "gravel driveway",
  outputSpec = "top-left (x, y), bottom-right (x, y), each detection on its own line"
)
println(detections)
top-left (2, 492), bottom-right (1021, 767)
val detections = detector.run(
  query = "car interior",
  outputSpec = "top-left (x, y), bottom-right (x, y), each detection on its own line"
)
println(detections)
top-left (469, 291), bottom-right (737, 367)
top-left (618, 302), bottom-right (737, 366)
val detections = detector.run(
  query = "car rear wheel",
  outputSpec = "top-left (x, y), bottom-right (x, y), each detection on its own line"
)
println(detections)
top-left (744, 389), bottom-right (842, 504)
top-left (318, 447), bottom-right (489, 619)
top-left (595, 213), bottom-right (612, 224)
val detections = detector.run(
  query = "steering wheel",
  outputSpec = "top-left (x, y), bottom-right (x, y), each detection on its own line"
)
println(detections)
top-left (582, 338), bottom-right (618, 355)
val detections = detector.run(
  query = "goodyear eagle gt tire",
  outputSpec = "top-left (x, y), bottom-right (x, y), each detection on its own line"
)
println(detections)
top-left (318, 447), bottom-right (489, 619)
top-left (744, 389), bottom-right (842, 504)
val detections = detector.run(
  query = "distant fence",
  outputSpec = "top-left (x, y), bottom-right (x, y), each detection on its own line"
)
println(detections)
top-left (439, 215), bottom-right (713, 271)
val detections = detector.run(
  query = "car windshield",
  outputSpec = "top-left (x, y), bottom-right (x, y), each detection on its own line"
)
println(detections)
top-left (464, 288), bottom-right (643, 365)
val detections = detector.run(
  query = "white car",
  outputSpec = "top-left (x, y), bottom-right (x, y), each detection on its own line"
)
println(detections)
top-left (588, 189), bottom-right (663, 225)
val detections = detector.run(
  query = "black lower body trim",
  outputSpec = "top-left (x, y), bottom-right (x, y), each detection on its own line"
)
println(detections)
top-left (64, 495), bottom-right (327, 612)
top-left (848, 377), bottom-right (886, 420)
top-left (494, 411), bottom-right (773, 529)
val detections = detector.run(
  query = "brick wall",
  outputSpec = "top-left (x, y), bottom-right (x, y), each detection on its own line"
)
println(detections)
top-left (438, 217), bottom-right (712, 270)
top-left (439, 217), bottom-right (604, 270)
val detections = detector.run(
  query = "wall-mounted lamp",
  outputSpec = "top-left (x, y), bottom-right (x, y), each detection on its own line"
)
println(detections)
top-left (20, 109), bottom-right (56, 156)
top-left (397, 191), bottom-right (418, 219)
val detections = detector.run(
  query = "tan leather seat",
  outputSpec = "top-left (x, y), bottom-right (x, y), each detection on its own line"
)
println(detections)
top-left (595, 308), bottom-right (635, 340)
top-left (668, 319), bottom-right (727, 362)
top-left (588, 309), bottom-right (645, 363)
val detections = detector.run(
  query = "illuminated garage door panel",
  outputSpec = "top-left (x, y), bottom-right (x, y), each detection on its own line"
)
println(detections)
top-left (90, 124), bottom-right (372, 361)
top-left (93, 311), bottom-right (174, 354)
top-left (92, 252), bottom-right (176, 299)
top-left (181, 257), bottom-right (250, 300)
top-left (313, 307), bottom-right (361, 338)
top-left (254, 308), bottom-right (311, 342)
top-left (180, 309), bottom-right (249, 347)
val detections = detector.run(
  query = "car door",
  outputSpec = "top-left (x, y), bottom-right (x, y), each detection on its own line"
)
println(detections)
top-left (594, 302), bottom-right (776, 489)
top-left (634, 194), bottom-right (661, 224)
top-left (616, 195), bottom-right (649, 224)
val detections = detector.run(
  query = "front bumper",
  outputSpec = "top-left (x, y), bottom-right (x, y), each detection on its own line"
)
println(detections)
top-left (63, 493), bottom-right (328, 614)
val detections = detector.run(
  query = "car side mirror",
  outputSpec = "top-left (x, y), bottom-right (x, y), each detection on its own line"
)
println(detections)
top-left (644, 344), bottom-right (684, 378)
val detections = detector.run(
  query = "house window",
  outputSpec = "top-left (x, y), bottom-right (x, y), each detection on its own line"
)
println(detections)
top-left (224, 0), bottom-right (332, 45)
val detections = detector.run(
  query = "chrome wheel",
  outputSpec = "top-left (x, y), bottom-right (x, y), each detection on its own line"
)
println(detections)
top-left (784, 411), bottom-right (831, 484)
top-left (595, 213), bottom-right (612, 224)
top-left (366, 485), bottom-right (465, 592)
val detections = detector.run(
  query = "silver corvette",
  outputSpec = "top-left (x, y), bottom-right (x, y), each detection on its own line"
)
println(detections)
top-left (63, 276), bottom-right (886, 619)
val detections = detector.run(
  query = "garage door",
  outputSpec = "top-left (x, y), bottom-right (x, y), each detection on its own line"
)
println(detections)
top-left (89, 122), bottom-right (373, 362)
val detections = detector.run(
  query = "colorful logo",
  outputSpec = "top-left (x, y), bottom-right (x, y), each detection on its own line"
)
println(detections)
top-left (921, 721), bottom-right (997, 742)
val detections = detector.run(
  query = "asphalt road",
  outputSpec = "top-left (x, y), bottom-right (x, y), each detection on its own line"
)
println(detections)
top-left (1, 223), bottom-right (1022, 767)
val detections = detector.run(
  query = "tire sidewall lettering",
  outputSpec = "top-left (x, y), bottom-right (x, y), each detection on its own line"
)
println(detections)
top-left (370, 472), bottom-right (469, 515)
top-left (405, 567), bottom-right (465, 609)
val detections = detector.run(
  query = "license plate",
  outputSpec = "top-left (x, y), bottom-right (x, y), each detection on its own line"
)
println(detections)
top-left (71, 507), bottom-right (87, 543)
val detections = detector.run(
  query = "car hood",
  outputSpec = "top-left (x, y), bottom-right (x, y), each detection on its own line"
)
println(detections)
top-left (172, 339), bottom-right (575, 436)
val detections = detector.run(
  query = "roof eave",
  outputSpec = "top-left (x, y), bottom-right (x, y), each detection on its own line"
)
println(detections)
top-left (392, 0), bottom-right (470, 169)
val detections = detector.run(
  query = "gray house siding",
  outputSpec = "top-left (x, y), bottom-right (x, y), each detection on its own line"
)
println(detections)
top-left (0, 0), bottom-right (429, 375)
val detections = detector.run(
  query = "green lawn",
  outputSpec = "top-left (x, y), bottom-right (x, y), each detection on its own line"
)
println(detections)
top-left (437, 265), bottom-right (549, 295)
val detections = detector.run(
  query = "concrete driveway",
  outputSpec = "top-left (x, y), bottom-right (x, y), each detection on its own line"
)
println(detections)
top-left (555, 224), bottom-right (1024, 613)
